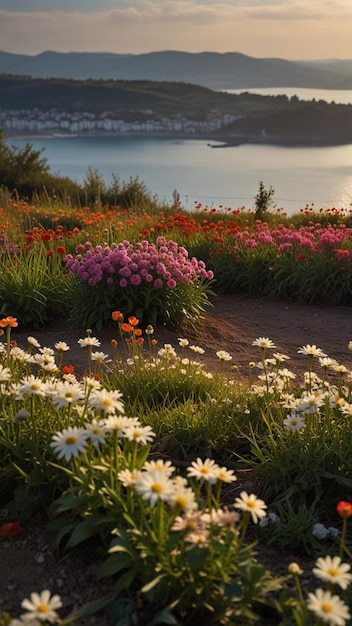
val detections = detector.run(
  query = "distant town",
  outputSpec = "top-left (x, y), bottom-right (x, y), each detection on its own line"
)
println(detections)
top-left (0, 108), bottom-right (239, 137)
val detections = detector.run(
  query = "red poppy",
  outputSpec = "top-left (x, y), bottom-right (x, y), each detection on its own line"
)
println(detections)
top-left (337, 501), bottom-right (352, 518)
top-left (0, 521), bottom-right (21, 538)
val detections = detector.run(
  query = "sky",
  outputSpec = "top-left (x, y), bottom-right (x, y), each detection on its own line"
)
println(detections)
top-left (0, 0), bottom-right (352, 60)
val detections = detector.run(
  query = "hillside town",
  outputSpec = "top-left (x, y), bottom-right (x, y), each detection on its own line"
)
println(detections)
top-left (0, 108), bottom-right (238, 136)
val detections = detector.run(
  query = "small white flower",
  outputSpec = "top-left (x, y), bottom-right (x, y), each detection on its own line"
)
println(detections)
top-left (189, 345), bottom-right (205, 354)
top-left (307, 588), bottom-right (351, 625)
top-left (216, 350), bottom-right (232, 362)
top-left (135, 469), bottom-right (174, 506)
top-left (234, 491), bottom-right (267, 524)
top-left (313, 555), bottom-right (352, 590)
top-left (50, 427), bottom-right (88, 462)
top-left (21, 589), bottom-right (62, 623)
top-left (187, 457), bottom-right (219, 484)
top-left (252, 337), bottom-right (276, 349)
top-left (27, 336), bottom-right (41, 348)
top-left (117, 468), bottom-right (141, 487)
top-left (54, 341), bottom-right (70, 352)
top-left (78, 335), bottom-right (101, 348)
top-left (178, 338), bottom-right (189, 347)
top-left (88, 388), bottom-right (124, 414)
top-left (283, 411), bottom-right (305, 432)
top-left (298, 344), bottom-right (327, 358)
top-left (123, 424), bottom-right (155, 445)
top-left (84, 419), bottom-right (109, 447)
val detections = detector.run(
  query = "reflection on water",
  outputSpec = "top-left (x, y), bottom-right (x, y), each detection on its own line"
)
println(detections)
top-left (7, 135), bottom-right (352, 214)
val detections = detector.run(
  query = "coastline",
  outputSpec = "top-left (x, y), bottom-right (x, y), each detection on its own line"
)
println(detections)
top-left (5, 129), bottom-right (352, 148)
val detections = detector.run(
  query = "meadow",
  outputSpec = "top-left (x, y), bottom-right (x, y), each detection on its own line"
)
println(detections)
top-left (0, 196), bottom-right (352, 626)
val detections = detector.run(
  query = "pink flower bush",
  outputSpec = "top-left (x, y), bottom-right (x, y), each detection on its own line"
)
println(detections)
top-left (64, 237), bottom-right (213, 289)
top-left (64, 237), bottom-right (214, 328)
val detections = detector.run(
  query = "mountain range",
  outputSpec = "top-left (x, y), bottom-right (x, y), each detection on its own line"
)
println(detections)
top-left (1, 50), bottom-right (352, 90)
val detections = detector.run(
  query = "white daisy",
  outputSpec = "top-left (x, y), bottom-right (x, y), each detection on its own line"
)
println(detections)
top-left (307, 588), bottom-right (350, 625)
top-left (21, 589), bottom-right (62, 623)
top-left (103, 415), bottom-right (139, 436)
top-left (215, 466), bottom-right (237, 483)
top-left (234, 491), bottom-right (267, 524)
top-left (178, 338), bottom-right (189, 347)
top-left (88, 388), bottom-right (124, 414)
top-left (123, 424), bottom-right (155, 445)
top-left (117, 468), bottom-right (141, 487)
top-left (27, 336), bottom-right (41, 348)
top-left (189, 345), bottom-right (205, 354)
top-left (297, 344), bottom-right (327, 358)
top-left (283, 411), bottom-right (305, 432)
top-left (313, 555), bottom-right (352, 590)
top-left (50, 426), bottom-right (88, 462)
top-left (135, 469), bottom-right (174, 506)
top-left (143, 459), bottom-right (175, 475)
top-left (187, 457), bottom-right (219, 484)
top-left (50, 380), bottom-right (84, 410)
top-left (252, 337), bottom-right (276, 349)
top-left (54, 341), bottom-right (70, 352)
top-left (168, 476), bottom-right (197, 512)
top-left (84, 419), bottom-right (109, 447)
top-left (216, 350), bottom-right (232, 362)
top-left (15, 375), bottom-right (47, 399)
top-left (77, 335), bottom-right (101, 348)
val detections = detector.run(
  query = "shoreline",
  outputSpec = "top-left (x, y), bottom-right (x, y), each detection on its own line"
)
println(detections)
top-left (5, 129), bottom-right (352, 148)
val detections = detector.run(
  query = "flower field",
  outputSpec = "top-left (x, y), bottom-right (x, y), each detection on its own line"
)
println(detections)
top-left (1, 199), bottom-right (352, 625)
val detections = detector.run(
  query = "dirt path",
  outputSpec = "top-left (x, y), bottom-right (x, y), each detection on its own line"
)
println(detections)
top-left (11, 293), bottom-right (352, 378)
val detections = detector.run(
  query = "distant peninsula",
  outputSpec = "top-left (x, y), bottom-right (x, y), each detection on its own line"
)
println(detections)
top-left (1, 75), bottom-right (352, 147)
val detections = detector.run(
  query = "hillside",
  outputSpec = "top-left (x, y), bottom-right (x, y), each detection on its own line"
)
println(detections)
top-left (1, 75), bottom-right (352, 146)
top-left (0, 50), bottom-right (351, 90)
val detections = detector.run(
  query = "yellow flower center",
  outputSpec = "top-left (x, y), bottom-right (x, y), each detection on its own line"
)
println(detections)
top-left (65, 436), bottom-right (77, 445)
top-left (291, 419), bottom-right (297, 426)
top-left (327, 568), bottom-right (339, 577)
top-left (200, 467), bottom-right (209, 474)
top-left (151, 482), bottom-right (163, 493)
top-left (175, 496), bottom-right (187, 508)
top-left (185, 520), bottom-right (197, 530)
top-left (37, 604), bottom-right (49, 614)
top-left (246, 500), bottom-right (255, 508)
top-left (92, 429), bottom-right (100, 435)
top-left (103, 398), bottom-right (112, 406)
top-left (321, 602), bottom-right (333, 614)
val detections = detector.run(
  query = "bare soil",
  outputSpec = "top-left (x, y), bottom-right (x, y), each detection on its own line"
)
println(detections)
top-left (1, 294), bottom-right (352, 624)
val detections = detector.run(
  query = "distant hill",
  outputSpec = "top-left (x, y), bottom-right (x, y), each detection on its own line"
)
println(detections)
top-left (1, 75), bottom-right (352, 146)
top-left (0, 50), bottom-right (351, 90)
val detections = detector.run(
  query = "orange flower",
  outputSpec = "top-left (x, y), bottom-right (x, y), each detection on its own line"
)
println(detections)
top-left (0, 316), bottom-right (18, 328)
top-left (151, 339), bottom-right (158, 345)
top-left (0, 521), bottom-right (20, 538)
top-left (62, 365), bottom-right (75, 375)
top-left (337, 501), bottom-right (352, 518)
top-left (121, 323), bottom-right (133, 333)
top-left (111, 339), bottom-right (118, 348)
top-left (128, 316), bottom-right (139, 326)
top-left (133, 328), bottom-right (143, 337)
top-left (112, 311), bottom-right (124, 322)
top-left (135, 337), bottom-right (144, 345)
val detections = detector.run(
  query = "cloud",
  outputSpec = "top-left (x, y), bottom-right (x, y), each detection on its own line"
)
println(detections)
top-left (0, 1), bottom-right (351, 58)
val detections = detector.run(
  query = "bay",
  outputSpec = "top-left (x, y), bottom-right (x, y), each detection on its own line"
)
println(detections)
top-left (224, 87), bottom-right (352, 105)
top-left (7, 89), bottom-right (352, 215)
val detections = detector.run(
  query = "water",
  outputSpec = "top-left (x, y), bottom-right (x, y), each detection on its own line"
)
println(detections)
top-left (224, 87), bottom-right (352, 105)
top-left (7, 88), bottom-right (352, 215)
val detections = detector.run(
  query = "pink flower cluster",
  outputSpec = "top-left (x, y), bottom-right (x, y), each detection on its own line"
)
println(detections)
top-left (64, 237), bottom-right (213, 289)
top-left (232, 222), bottom-right (352, 259)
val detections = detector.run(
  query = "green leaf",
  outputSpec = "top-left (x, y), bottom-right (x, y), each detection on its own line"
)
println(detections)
top-left (98, 553), bottom-right (132, 579)
top-left (141, 573), bottom-right (166, 593)
top-left (66, 517), bottom-right (101, 548)
top-left (150, 606), bottom-right (179, 625)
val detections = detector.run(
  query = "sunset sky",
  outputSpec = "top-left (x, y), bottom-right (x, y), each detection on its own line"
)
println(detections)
top-left (0, 0), bottom-right (352, 60)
